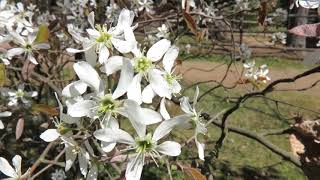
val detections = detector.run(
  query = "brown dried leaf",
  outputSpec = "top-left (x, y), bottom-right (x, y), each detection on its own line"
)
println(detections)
top-left (183, 12), bottom-right (198, 35)
top-left (184, 167), bottom-right (206, 180)
top-left (15, 118), bottom-right (24, 140)
top-left (288, 23), bottom-right (320, 37)
top-left (32, 104), bottom-right (59, 116)
top-left (22, 61), bottom-right (36, 81)
top-left (289, 134), bottom-right (305, 156)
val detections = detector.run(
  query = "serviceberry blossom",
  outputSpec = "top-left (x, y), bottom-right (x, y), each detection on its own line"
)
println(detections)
top-left (94, 99), bottom-right (190, 180)
top-left (0, 84), bottom-right (38, 106)
top-left (7, 32), bottom-right (50, 64)
top-left (51, 169), bottom-right (67, 180)
top-left (0, 111), bottom-right (11, 129)
top-left (67, 9), bottom-right (136, 64)
top-left (64, 61), bottom-right (133, 123)
top-left (40, 93), bottom-right (79, 142)
top-left (243, 61), bottom-right (271, 84)
top-left (0, 155), bottom-right (29, 179)
top-left (156, 24), bottom-right (169, 39)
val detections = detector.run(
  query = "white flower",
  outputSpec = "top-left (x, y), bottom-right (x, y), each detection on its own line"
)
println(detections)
top-left (1, 84), bottom-right (38, 106)
top-left (0, 111), bottom-right (11, 129)
top-left (67, 9), bottom-right (136, 64)
top-left (62, 137), bottom-right (90, 177)
top-left (0, 155), bottom-right (29, 179)
top-left (295, 0), bottom-right (320, 8)
top-left (156, 24), bottom-right (169, 38)
top-left (51, 169), bottom-right (67, 180)
top-left (138, 0), bottom-right (153, 12)
top-left (40, 93), bottom-right (79, 142)
top-left (182, 0), bottom-right (196, 9)
top-left (65, 61), bottom-right (133, 123)
top-left (103, 39), bottom-right (172, 104)
top-left (254, 64), bottom-right (271, 83)
top-left (243, 61), bottom-right (271, 84)
top-left (94, 100), bottom-right (190, 180)
top-left (7, 32), bottom-right (50, 64)
top-left (0, 49), bottom-right (11, 65)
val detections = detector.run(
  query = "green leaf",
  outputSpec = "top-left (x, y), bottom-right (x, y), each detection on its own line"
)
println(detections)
top-left (0, 63), bottom-right (6, 86)
top-left (35, 24), bottom-right (49, 43)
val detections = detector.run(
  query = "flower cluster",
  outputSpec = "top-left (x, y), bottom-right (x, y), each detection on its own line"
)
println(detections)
top-left (243, 61), bottom-right (271, 84)
top-left (30, 8), bottom-right (207, 180)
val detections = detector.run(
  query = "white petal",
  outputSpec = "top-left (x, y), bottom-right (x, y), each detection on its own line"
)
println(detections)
top-left (100, 56), bottom-right (123, 75)
top-left (152, 114), bottom-right (191, 141)
top-left (87, 164), bottom-right (98, 180)
top-left (79, 150), bottom-right (89, 176)
top-left (141, 108), bottom-right (162, 125)
top-left (172, 79), bottom-right (181, 94)
top-left (62, 81), bottom-right (88, 98)
top-left (98, 46), bottom-right (110, 64)
top-left (180, 97), bottom-right (193, 114)
top-left (73, 61), bottom-right (104, 94)
top-left (66, 48), bottom-right (86, 53)
top-left (65, 146), bottom-right (77, 171)
top-left (124, 26), bottom-right (137, 45)
top-left (193, 86), bottom-right (199, 108)
top-left (0, 111), bottom-right (12, 117)
top-left (7, 48), bottom-right (25, 57)
top-left (12, 155), bottom-right (21, 176)
top-left (101, 141), bottom-right (116, 153)
top-left (33, 43), bottom-right (50, 50)
top-left (0, 120), bottom-right (4, 129)
top-left (160, 98), bottom-right (170, 120)
top-left (84, 46), bottom-right (97, 66)
top-left (146, 39), bottom-right (171, 62)
top-left (0, 157), bottom-right (17, 177)
top-left (117, 9), bottom-right (134, 29)
top-left (127, 74), bottom-right (143, 104)
top-left (25, 91), bottom-right (38, 97)
top-left (40, 129), bottom-right (60, 142)
top-left (155, 141), bottom-right (181, 156)
top-left (195, 138), bottom-right (205, 160)
top-left (123, 100), bottom-right (147, 137)
top-left (94, 128), bottom-right (134, 145)
top-left (67, 100), bottom-right (96, 117)
top-left (111, 37), bottom-right (135, 54)
top-left (112, 58), bottom-right (134, 99)
top-left (88, 12), bottom-right (95, 29)
top-left (141, 85), bottom-right (155, 104)
top-left (149, 70), bottom-right (171, 99)
top-left (126, 154), bottom-right (144, 180)
top-left (163, 46), bottom-right (179, 73)
top-left (28, 54), bottom-right (38, 64)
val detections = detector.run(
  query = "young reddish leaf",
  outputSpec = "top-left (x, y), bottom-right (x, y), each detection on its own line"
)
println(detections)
top-left (31, 104), bottom-right (59, 116)
top-left (16, 118), bottom-right (24, 140)
top-left (183, 167), bottom-right (206, 180)
top-left (288, 23), bottom-right (320, 37)
top-left (257, 2), bottom-right (267, 26)
top-left (183, 11), bottom-right (198, 35)
top-left (0, 63), bottom-right (6, 86)
top-left (35, 24), bottom-right (50, 43)
top-left (22, 61), bottom-right (36, 81)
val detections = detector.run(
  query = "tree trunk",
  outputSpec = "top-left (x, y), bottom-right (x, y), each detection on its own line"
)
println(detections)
top-left (287, 6), bottom-right (309, 47)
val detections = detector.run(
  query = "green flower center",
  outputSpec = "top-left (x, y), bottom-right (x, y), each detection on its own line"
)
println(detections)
top-left (135, 134), bottom-right (154, 153)
top-left (57, 123), bottom-right (70, 135)
top-left (165, 73), bottom-right (175, 86)
top-left (16, 90), bottom-right (24, 98)
top-left (25, 44), bottom-right (32, 51)
top-left (190, 116), bottom-right (199, 128)
top-left (95, 25), bottom-right (112, 47)
top-left (134, 56), bottom-right (152, 73)
top-left (98, 94), bottom-right (117, 114)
